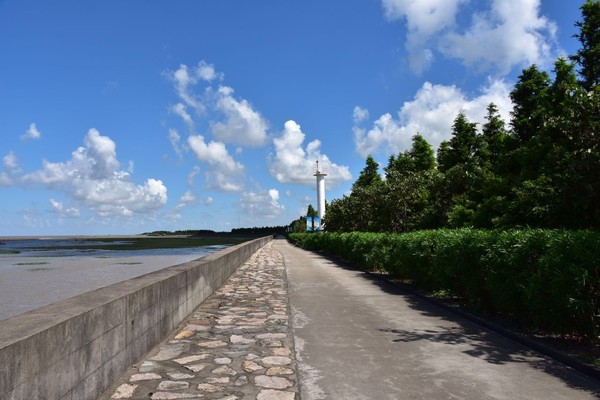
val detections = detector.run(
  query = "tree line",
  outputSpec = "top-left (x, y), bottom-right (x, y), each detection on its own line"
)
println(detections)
top-left (324, 1), bottom-right (599, 233)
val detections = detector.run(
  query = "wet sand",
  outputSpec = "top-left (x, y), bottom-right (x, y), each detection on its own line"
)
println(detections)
top-left (0, 252), bottom-right (207, 321)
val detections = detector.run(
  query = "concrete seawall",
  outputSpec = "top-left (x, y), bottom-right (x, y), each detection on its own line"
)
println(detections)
top-left (0, 236), bottom-right (272, 400)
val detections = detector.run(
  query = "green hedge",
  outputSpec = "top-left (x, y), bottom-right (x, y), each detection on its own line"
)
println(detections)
top-left (288, 229), bottom-right (600, 340)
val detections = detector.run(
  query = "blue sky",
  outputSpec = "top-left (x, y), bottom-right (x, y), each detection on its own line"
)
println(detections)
top-left (0, 0), bottom-right (583, 235)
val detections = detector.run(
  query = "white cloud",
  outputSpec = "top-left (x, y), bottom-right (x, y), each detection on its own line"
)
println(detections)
top-left (85, 128), bottom-right (120, 179)
top-left (355, 79), bottom-right (513, 157)
top-left (240, 188), bottom-right (285, 220)
top-left (3, 151), bottom-right (18, 171)
top-left (166, 59), bottom-right (273, 194)
top-left (210, 86), bottom-right (269, 147)
top-left (179, 190), bottom-right (197, 204)
top-left (440, 0), bottom-right (557, 74)
top-left (168, 62), bottom-right (269, 148)
top-left (49, 199), bottom-right (80, 218)
top-left (21, 122), bottom-right (41, 141)
top-left (382, 0), bottom-right (557, 75)
top-left (188, 134), bottom-right (244, 192)
top-left (23, 128), bottom-right (168, 218)
top-left (188, 135), bottom-right (243, 175)
top-left (197, 60), bottom-right (223, 82)
top-left (187, 166), bottom-right (201, 186)
top-left (169, 128), bottom-right (185, 158)
top-left (382, 0), bottom-right (464, 35)
top-left (382, 0), bottom-right (465, 72)
top-left (269, 120), bottom-right (352, 185)
top-left (353, 106), bottom-right (369, 124)
top-left (0, 173), bottom-right (11, 186)
top-left (171, 103), bottom-right (194, 127)
top-left (170, 64), bottom-right (206, 115)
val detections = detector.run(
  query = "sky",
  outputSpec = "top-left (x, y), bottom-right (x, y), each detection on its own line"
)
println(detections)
top-left (0, 0), bottom-right (584, 235)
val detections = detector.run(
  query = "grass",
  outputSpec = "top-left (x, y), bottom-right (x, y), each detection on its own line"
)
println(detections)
top-left (0, 250), bottom-right (21, 254)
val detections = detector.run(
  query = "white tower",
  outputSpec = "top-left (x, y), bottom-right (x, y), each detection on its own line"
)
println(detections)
top-left (313, 161), bottom-right (327, 223)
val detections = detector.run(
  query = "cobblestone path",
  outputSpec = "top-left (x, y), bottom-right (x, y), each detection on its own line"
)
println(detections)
top-left (100, 241), bottom-right (297, 400)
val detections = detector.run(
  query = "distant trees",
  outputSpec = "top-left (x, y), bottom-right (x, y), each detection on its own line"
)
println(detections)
top-left (231, 226), bottom-right (289, 235)
top-left (324, 1), bottom-right (600, 232)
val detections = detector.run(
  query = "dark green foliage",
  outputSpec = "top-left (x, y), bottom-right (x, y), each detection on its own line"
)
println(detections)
top-left (570, 0), bottom-right (600, 91)
top-left (306, 204), bottom-right (317, 218)
top-left (352, 155), bottom-right (382, 190)
top-left (289, 230), bottom-right (600, 341)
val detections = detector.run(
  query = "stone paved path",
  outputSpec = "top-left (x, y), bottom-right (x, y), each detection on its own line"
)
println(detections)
top-left (99, 241), bottom-right (297, 400)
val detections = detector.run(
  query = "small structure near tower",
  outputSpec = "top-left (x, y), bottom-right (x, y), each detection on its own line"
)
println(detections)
top-left (313, 160), bottom-right (327, 230)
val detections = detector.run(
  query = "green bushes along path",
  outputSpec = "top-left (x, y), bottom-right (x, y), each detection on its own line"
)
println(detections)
top-left (289, 229), bottom-right (600, 341)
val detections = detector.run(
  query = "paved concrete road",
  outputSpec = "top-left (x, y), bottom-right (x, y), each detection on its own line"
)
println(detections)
top-left (274, 239), bottom-right (600, 400)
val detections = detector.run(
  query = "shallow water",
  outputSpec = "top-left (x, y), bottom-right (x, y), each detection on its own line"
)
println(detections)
top-left (0, 240), bottom-right (228, 321)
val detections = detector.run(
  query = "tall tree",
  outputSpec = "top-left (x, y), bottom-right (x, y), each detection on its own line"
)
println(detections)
top-left (570, 0), bottom-right (600, 91)
top-left (350, 156), bottom-right (386, 232)
top-left (306, 204), bottom-right (318, 231)
top-left (352, 155), bottom-right (382, 191)
top-left (437, 113), bottom-right (479, 173)
top-left (434, 113), bottom-right (480, 227)
top-left (510, 65), bottom-right (551, 145)
top-left (384, 134), bottom-right (437, 232)
top-left (478, 103), bottom-right (508, 168)
top-left (306, 204), bottom-right (317, 218)
top-left (472, 103), bottom-right (511, 227)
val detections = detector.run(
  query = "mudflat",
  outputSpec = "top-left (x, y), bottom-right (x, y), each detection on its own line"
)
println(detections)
top-left (0, 236), bottom-right (237, 321)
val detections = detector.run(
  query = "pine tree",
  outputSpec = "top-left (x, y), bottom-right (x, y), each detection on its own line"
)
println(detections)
top-left (570, 0), bottom-right (600, 91)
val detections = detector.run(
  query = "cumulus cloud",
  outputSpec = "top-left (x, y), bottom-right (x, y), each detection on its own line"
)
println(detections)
top-left (210, 86), bottom-right (269, 147)
top-left (179, 190), bottom-right (197, 204)
top-left (168, 61), bottom-right (223, 121)
top-left (168, 62), bottom-right (268, 147)
top-left (440, 0), bottom-right (557, 74)
top-left (3, 151), bottom-right (19, 171)
top-left (354, 79), bottom-right (513, 157)
top-left (172, 189), bottom-right (207, 219)
top-left (353, 106), bottom-right (369, 124)
top-left (0, 151), bottom-right (20, 185)
top-left (23, 128), bottom-right (168, 218)
top-left (382, 0), bottom-right (465, 72)
top-left (269, 120), bottom-right (352, 185)
top-left (21, 123), bottom-right (41, 141)
top-left (239, 189), bottom-right (285, 221)
top-left (188, 134), bottom-right (244, 192)
top-left (196, 60), bottom-right (223, 82)
top-left (49, 199), bottom-right (80, 218)
top-left (382, 0), bottom-right (557, 74)
top-left (166, 60), bottom-right (270, 192)
top-left (171, 103), bottom-right (194, 127)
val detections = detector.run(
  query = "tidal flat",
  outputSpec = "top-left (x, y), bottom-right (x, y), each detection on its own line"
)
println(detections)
top-left (0, 235), bottom-right (248, 321)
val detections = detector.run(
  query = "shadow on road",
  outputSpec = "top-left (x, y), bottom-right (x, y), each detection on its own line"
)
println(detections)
top-left (301, 249), bottom-right (600, 397)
